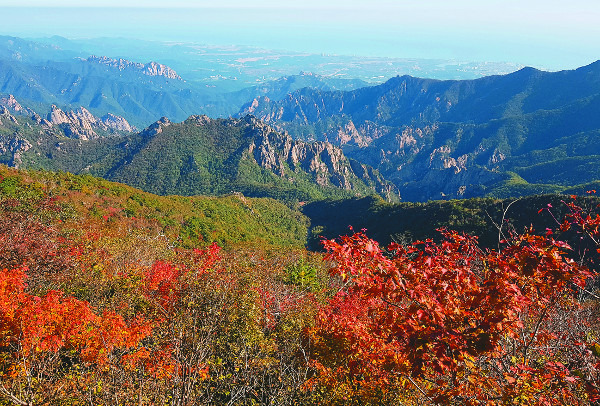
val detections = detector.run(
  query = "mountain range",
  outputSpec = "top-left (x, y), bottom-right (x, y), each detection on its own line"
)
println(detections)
top-left (0, 36), bottom-right (376, 126)
top-left (2, 34), bottom-right (600, 204)
top-left (239, 61), bottom-right (600, 200)
top-left (0, 97), bottom-right (397, 203)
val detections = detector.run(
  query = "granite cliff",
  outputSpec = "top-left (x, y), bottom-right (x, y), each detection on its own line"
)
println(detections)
top-left (86, 55), bottom-right (182, 80)
top-left (46, 105), bottom-right (136, 139)
top-left (0, 95), bottom-right (136, 168)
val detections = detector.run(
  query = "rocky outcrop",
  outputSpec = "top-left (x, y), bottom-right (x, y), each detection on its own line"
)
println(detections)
top-left (1, 95), bottom-right (135, 138)
top-left (31, 112), bottom-right (52, 128)
top-left (428, 145), bottom-right (468, 173)
top-left (0, 94), bottom-right (25, 113)
top-left (48, 105), bottom-right (100, 139)
top-left (101, 113), bottom-right (136, 132)
top-left (46, 105), bottom-right (134, 139)
top-left (243, 116), bottom-right (400, 200)
top-left (87, 56), bottom-right (182, 80)
top-left (143, 61), bottom-right (180, 80)
top-left (187, 115), bottom-right (212, 126)
top-left (0, 95), bottom-right (39, 121)
top-left (334, 121), bottom-right (375, 147)
top-left (139, 117), bottom-right (171, 138)
top-left (0, 106), bottom-right (19, 126)
top-left (0, 133), bottom-right (31, 168)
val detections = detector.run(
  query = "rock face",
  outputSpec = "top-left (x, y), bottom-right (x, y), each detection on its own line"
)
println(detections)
top-left (46, 105), bottom-right (135, 139)
top-left (87, 55), bottom-right (182, 80)
top-left (47, 105), bottom-right (102, 139)
top-left (101, 113), bottom-right (136, 132)
top-left (139, 116), bottom-right (171, 138)
top-left (0, 106), bottom-right (31, 168)
top-left (0, 106), bottom-right (19, 126)
top-left (0, 133), bottom-right (31, 168)
top-left (243, 116), bottom-right (400, 200)
top-left (248, 117), bottom-right (354, 185)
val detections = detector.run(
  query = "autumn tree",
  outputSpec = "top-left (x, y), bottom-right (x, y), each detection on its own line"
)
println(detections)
top-left (0, 267), bottom-right (153, 405)
top-left (306, 225), bottom-right (600, 405)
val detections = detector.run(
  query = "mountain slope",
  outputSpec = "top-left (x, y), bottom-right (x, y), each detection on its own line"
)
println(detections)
top-left (0, 35), bottom-right (230, 127)
top-left (238, 61), bottom-right (600, 200)
top-left (0, 102), bottom-right (398, 202)
top-left (0, 164), bottom-right (309, 249)
top-left (98, 115), bottom-right (399, 202)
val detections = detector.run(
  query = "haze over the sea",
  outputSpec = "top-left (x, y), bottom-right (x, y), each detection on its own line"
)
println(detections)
top-left (2, 0), bottom-right (599, 71)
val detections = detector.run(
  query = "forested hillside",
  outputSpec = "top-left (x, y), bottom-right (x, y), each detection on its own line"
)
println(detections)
top-left (240, 61), bottom-right (600, 200)
top-left (1, 165), bottom-right (599, 404)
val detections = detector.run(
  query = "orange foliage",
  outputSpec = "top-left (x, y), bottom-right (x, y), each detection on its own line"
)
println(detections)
top-left (0, 267), bottom-right (152, 369)
top-left (307, 227), bottom-right (599, 404)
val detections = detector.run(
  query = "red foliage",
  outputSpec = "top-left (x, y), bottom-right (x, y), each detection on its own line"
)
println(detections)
top-left (191, 241), bottom-right (221, 270)
top-left (144, 261), bottom-right (188, 312)
top-left (143, 242), bottom-right (221, 313)
top-left (0, 267), bottom-right (152, 368)
top-left (307, 228), bottom-right (599, 404)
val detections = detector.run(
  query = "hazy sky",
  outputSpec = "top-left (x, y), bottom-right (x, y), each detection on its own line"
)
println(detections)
top-left (2, 0), bottom-right (599, 70)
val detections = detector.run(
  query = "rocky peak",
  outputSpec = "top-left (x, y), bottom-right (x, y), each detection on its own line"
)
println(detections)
top-left (0, 94), bottom-right (37, 118)
top-left (140, 117), bottom-right (172, 138)
top-left (246, 120), bottom-right (293, 175)
top-left (87, 55), bottom-right (182, 80)
top-left (143, 61), bottom-right (181, 80)
top-left (48, 105), bottom-right (70, 125)
top-left (187, 115), bottom-right (213, 126)
top-left (101, 113), bottom-right (136, 132)
top-left (0, 94), bottom-right (24, 112)
top-left (244, 98), bottom-right (267, 115)
top-left (47, 105), bottom-right (134, 140)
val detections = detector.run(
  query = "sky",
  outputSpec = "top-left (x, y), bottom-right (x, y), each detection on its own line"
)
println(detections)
top-left (2, 0), bottom-right (599, 70)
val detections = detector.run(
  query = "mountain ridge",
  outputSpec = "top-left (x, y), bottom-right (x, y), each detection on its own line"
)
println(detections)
top-left (86, 55), bottom-right (182, 80)
top-left (237, 60), bottom-right (600, 200)
top-left (98, 114), bottom-right (399, 202)
top-left (0, 100), bottom-right (399, 202)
